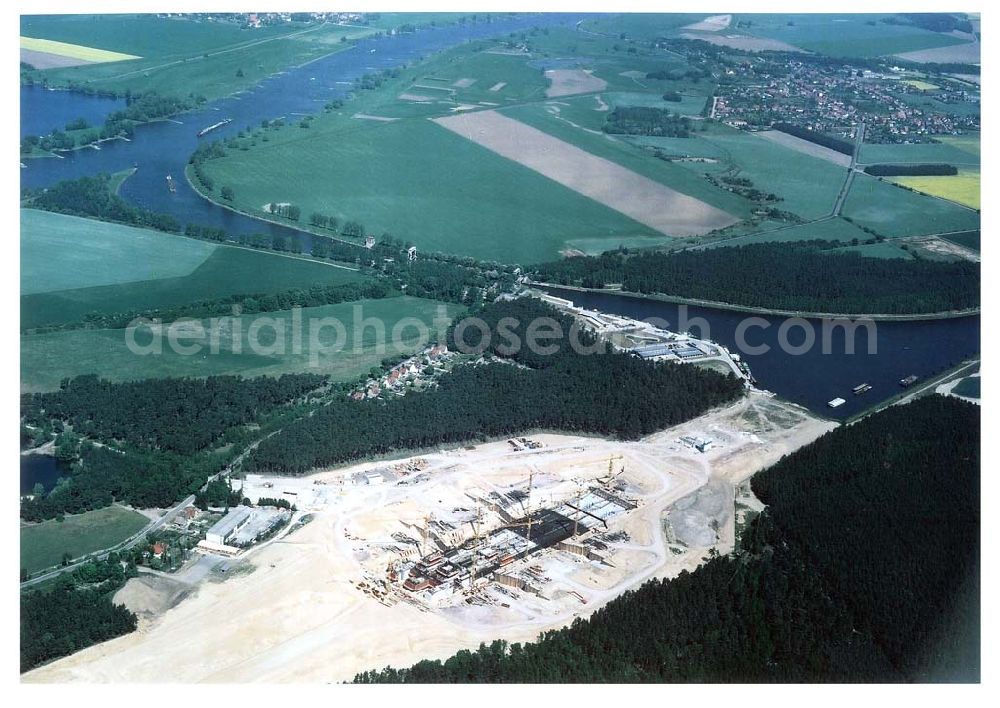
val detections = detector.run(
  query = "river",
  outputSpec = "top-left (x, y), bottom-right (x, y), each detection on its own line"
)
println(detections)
top-left (541, 287), bottom-right (980, 420)
top-left (19, 15), bottom-right (980, 421)
top-left (20, 13), bottom-right (584, 248)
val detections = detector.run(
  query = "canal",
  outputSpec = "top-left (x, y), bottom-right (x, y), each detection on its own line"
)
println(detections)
top-left (541, 287), bottom-right (980, 420)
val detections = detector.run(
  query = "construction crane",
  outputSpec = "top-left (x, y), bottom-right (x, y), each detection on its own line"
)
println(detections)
top-left (421, 513), bottom-right (434, 557)
top-left (467, 507), bottom-right (484, 593)
top-left (570, 486), bottom-right (586, 537)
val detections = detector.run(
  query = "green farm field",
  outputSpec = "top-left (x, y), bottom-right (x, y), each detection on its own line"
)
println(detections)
top-left (22, 216), bottom-right (369, 329)
top-left (21, 209), bottom-right (218, 295)
top-left (858, 133), bottom-right (980, 165)
top-left (21, 15), bottom-right (373, 100)
top-left (199, 115), bottom-right (666, 264)
top-left (842, 173), bottom-right (980, 238)
top-left (21, 297), bottom-right (462, 392)
top-left (736, 13), bottom-right (970, 57)
top-left (21, 504), bottom-right (148, 575)
top-left (21, 209), bottom-right (216, 295)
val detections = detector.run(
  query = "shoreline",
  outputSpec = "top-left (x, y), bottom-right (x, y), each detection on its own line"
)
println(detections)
top-left (529, 281), bottom-right (981, 322)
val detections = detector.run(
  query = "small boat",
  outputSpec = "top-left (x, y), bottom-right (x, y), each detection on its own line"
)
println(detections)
top-left (852, 383), bottom-right (872, 395)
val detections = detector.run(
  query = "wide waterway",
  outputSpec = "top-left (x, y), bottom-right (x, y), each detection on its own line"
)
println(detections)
top-left (541, 287), bottom-right (980, 420)
top-left (21, 13), bottom-right (584, 249)
top-left (20, 15), bottom-right (980, 421)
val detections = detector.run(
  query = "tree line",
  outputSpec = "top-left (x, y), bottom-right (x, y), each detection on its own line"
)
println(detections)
top-left (532, 241), bottom-right (980, 314)
top-left (772, 123), bottom-right (854, 155)
top-left (864, 163), bottom-right (958, 176)
top-left (355, 395), bottom-right (979, 682)
top-left (245, 298), bottom-right (744, 474)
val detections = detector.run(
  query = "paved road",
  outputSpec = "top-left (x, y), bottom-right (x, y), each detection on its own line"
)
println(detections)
top-left (21, 435), bottom-right (269, 589)
top-left (831, 121), bottom-right (865, 217)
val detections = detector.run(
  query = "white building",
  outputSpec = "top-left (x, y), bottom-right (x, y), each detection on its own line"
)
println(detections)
top-left (205, 507), bottom-right (252, 545)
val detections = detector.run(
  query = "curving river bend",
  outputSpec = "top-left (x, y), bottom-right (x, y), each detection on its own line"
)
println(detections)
top-left (20, 14), bottom-right (980, 419)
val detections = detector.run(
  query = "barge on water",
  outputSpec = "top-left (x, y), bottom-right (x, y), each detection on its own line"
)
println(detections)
top-left (827, 397), bottom-right (846, 409)
top-left (197, 118), bottom-right (232, 137)
top-left (852, 383), bottom-right (872, 395)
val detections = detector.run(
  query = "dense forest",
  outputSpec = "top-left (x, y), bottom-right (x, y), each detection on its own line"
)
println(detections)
top-left (532, 242), bottom-right (981, 314)
top-left (21, 374), bottom-right (327, 520)
top-left (21, 555), bottom-right (138, 673)
top-left (245, 298), bottom-right (743, 473)
top-left (20, 441), bottom-right (230, 521)
top-left (355, 395), bottom-right (979, 682)
top-left (864, 163), bottom-right (958, 176)
top-left (603, 106), bottom-right (692, 137)
top-left (772, 123), bottom-right (854, 155)
top-left (22, 373), bottom-right (324, 455)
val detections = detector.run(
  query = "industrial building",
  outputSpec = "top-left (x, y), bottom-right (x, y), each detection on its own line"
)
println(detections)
top-left (205, 507), bottom-right (251, 545)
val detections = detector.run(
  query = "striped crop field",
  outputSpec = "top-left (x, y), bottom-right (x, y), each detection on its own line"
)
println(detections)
top-left (20, 36), bottom-right (140, 63)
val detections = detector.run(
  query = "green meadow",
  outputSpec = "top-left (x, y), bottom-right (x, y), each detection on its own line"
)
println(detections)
top-left (22, 212), bottom-right (369, 329)
top-left (21, 297), bottom-right (463, 392)
top-left (858, 133), bottom-right (980, 165)
top-left (21, 209), bottom-right (218, 295)
top-left (21, 504), bottom-right (149, 575)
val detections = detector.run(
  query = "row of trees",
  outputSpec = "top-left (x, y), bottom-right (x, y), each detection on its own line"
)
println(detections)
top-left (356, 395), bottom-right (979, 682)
top-left (864, 163), bottom-right (958, 176)
top-left (245, 298), bottom-right (744, 474)
top-left (532, 241), bottom-right (981, 314)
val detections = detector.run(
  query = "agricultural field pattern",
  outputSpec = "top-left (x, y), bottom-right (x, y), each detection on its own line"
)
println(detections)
top-left (17, 9), bottom-right (982, 690)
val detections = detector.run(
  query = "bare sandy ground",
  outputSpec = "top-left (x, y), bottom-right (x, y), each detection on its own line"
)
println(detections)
top-left (544, 69), bottom-right (607, 98)
top-left (757, 130), bottom-right (852, 167)
top-left (24, 394), bottom-right (833, 683)
top-left (433, 110), bottom-right (738, 236)
top-left (896, 41), bottom-right (980, 64)
top-left (353, 113), bottom-right (398, 122)
top-left (21, 48), bottom-right (94, 69)
top-left (681, 15), bottom-right (732, 32)
top-left (680, 33), bottom-right (804, 53)
top-left (398, 92), bottom-right (435, 102)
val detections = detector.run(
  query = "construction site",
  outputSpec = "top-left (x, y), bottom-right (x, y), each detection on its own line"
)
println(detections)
top-left (24, 392), bottom-right (836, 683)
